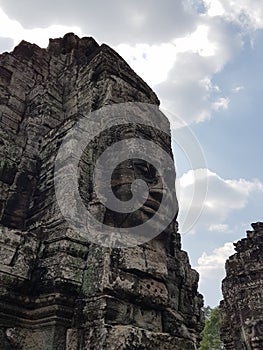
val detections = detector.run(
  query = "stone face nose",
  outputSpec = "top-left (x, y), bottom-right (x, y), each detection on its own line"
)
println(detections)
top-left (0, 34), bottom-right (204, 349)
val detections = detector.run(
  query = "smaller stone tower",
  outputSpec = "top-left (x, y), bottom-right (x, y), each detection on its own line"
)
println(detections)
top-left (220, 222), bottom-right (263, 350)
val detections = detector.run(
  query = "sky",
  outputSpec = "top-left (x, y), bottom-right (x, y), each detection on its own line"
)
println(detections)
top-left (0, 0), bottom-right (262, 307)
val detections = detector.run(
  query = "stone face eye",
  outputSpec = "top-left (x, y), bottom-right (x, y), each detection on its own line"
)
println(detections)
top-left (137, 164), bottom-right (149, 174)
top-left (148, 164), bottom-right (157, 179)
top-left (133, 160), bottom-right (156, 181)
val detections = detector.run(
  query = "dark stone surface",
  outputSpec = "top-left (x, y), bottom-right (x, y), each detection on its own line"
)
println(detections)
top-left (0, 33), bottom-right (204, 349)
top-left (220, 222), bottom-right (263, 350)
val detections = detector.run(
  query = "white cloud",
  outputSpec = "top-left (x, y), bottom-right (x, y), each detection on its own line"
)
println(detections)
top-left (0, 7), bottom-right (82, 50)
top-left (117, 1), bottom-right (263, 128)
top-left (196, 242), bottom-right (235, 278)
top-left (212, 97), bottom-right (229, 111)
top-left (0, 1), bottom-right (198, 45)
top-left (208, 224), bottom-right (230, 232)
top-left (177, 168), bottom-right (263, 233)
top-left (0, 2), bottom-right (246, 126)
top-left (204, 0), bottom-right (263, 30)
top-left (20, 25), bottom-right (82, 48)
top-left (113, 17), bottom-right (242, 125)
top-left (0, 7), bottom-right (22, 40)
top-left (155, 17), bottom-right (242, 125)
top-left (204, 0), bottom-right (225, 17)
top-left (232, 85), bottom-right (244, 93)
top-left (115, 43), bottom-right (177, 86)
top-left (194, 242), bottom-right (235, 305)
top-left (173, 24), bottom-right (218, 57)
top-left (115, 22), bottom-right (230, 90)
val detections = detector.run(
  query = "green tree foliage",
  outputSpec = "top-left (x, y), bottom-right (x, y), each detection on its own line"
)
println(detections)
top-left (199, 306), bottom-right (224, 350)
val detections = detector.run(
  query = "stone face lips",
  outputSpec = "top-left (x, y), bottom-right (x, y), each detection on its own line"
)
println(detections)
top-left (220, 222), bottom-right (263, 350)
top-left (0, 33), bottom-right (204, 349)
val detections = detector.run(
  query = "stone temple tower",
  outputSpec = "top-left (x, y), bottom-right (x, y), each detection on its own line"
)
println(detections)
top-left (220, 222), bottom-right (263, 350)
top-left (0, 33), bottom-right (204, 349)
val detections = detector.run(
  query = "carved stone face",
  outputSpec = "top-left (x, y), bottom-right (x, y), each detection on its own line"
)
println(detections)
top-left (79, 124), bottom-right (178, 237)
top-left (104, 157), bottom-right (177, 229)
